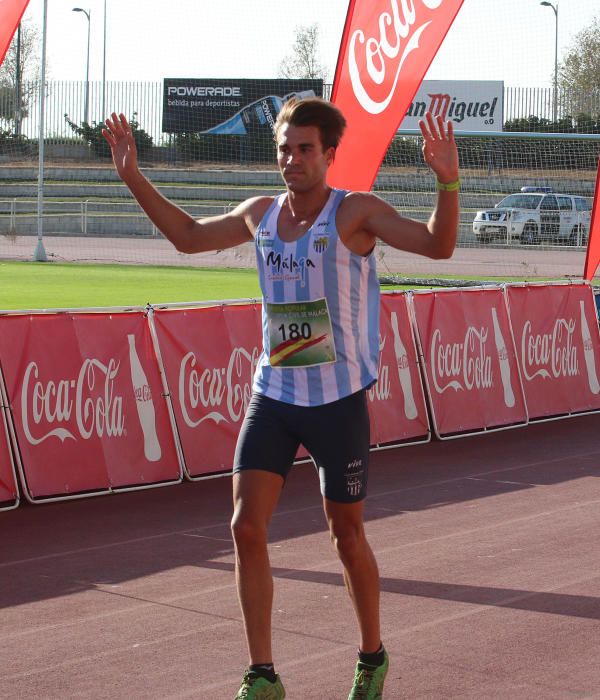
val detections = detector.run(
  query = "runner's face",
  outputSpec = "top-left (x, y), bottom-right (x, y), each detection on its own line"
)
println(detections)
top-left (276, 124), bottom-right (334, 192)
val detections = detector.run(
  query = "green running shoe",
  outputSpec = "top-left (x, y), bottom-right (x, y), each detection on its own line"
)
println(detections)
top-left (347, 650), bottom-right (389, 699)
top-left (234, 670), bottom-right (285, 699)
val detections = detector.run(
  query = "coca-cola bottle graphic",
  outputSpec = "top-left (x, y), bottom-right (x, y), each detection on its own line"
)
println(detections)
top-left (579, 300), bottom-right (600, 394)
top-left (491, 307), bottom-right (515, 408)
top-left (127, 334), bottom-right (162, 462)
top-left (390, 311), bottom-right (417, 419)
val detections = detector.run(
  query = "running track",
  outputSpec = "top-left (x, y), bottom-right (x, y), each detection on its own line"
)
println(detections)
top-left (0, 235), bottom-right (592, 280)
top-left (1, 413), bottom-right (599, 698)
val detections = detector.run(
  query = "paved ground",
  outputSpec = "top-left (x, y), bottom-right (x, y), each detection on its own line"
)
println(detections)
top-left (0, 234), bottom-right (591, 281)
top-left (1, 413), bottom-right (599, 699)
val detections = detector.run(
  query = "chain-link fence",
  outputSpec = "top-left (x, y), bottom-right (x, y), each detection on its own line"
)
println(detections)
top-left (1, 81), bottom-right (600, 154)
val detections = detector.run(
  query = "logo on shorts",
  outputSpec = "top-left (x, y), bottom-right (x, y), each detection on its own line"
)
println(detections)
top-left (345, 458), bottom-right (364, 497)
top-left (346, 459), bottom-right (362, 472)
top-left (346, 476), bottom-right (362, 497)
top-left (313, 235), bottom-right (330, 254)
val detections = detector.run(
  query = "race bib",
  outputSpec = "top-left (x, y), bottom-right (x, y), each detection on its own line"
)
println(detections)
top-left (267, 298), bottom-right (337, 368)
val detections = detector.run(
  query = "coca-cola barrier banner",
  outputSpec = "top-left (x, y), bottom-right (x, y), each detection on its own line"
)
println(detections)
top-left (328, 0), bottom-right (465, 191)
top-left (507, 284), bottom-right (600, 418)
top-left (411, 288), bottom-right (528, 437)
top-left (0, 312), bottom-right (181, 500)
top-left (2, 283), bottom-right (598, 505)
top-left (151, 303), bottom-right (263, 477)
top-left (0, 0), bottom-right (30, 67)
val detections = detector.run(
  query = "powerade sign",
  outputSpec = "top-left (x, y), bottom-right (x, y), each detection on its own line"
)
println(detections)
top-left (162, 78), bottom-right (323, 134)
top-left (399, 81), bottom-right (504, 132)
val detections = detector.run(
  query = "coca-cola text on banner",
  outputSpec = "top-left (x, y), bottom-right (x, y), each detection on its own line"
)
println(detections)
top-left (328, 0), bottom-right (465, 191)
top-left (583, 157), bottom-right (600, 280)
top-left (0, 1), bottom-right (30, 67)
top-left (411, 288), bottom-right (528, 437)
top-left (152, 304), bottom-right (263, 478)
top-left (507, 283), bottom-right (600, 417)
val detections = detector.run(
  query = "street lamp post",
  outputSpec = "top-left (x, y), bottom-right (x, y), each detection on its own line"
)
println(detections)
top-left (540, 1), bottom-right (558, 125)
top-left (14, 23), bottom-right (22, 137)
top-left (72, 7), bottom-right (91, 124)
top-left (102, 0), bottom-right (107, 119)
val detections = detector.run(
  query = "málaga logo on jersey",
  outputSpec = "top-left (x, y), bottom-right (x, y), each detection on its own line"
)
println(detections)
top-left (265, 250), bottom-right (316, 287)
top-left (328, 0), bottom-right (464, 191)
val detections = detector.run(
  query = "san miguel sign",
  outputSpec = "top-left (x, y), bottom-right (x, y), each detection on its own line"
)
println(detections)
top-left (400, 80), bottom-right (503, 132)
top-left (328, 0), bottom-right (465, 191)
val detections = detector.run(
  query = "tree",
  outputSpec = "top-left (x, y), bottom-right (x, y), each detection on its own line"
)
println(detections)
top-left (557, 16), bottom-right (600, 116)
top-left (0, 19), bottom-right (43, 135)
top-left (65, 113), bottom-right (154, 160)
top-left (279, 24), bottom-right (329, 81)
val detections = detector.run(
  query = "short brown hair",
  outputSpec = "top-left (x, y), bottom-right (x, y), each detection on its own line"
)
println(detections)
top-left (274, 97), bottom-right (347, 150)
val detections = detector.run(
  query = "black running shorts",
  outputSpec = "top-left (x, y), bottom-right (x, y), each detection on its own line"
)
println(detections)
top-left (233, 390), bottom-right (370, 503)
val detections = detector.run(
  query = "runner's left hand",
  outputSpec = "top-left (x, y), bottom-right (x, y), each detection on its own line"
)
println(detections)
top-left (418, 112), bottom-right (459, 185)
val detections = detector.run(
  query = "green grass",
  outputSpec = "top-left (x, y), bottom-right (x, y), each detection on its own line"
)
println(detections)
top-left (0, 260), bottom-right (560, 311)
top-left (0, 261), bottom-right (263, 310)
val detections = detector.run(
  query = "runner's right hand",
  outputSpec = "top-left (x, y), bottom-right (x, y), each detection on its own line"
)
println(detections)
top-left (102, 112), bottom-right (139, 181)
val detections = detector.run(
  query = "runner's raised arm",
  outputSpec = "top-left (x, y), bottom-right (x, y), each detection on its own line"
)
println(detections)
top-left (102, 112), bottom-right (265, 254)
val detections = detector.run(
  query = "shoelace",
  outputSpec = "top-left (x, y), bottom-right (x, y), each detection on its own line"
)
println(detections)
top-left (354, 668), bottom-right (381, 700)
top-left (237, 672), bottom-right (255, 698)
top-left (352, 666), bottom-right (381, 699)
top-left (238, 672), bottom-right (279, 699)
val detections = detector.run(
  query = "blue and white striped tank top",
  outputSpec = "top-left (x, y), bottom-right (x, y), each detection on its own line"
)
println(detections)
top-left (253, 187), bottom-right (380, 406)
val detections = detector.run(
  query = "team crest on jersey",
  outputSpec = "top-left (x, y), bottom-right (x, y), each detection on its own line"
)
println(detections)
top-left (313, 235), bottom-right (330, 253)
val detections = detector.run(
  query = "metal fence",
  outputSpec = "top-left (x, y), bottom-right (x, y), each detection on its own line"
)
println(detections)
top-left (2, 82), bottom-right (600, 147)
top-left (504, 86), bottom-right (600, 127)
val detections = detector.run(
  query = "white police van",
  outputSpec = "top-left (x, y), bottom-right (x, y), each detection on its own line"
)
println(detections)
top-left (473, 187), bottom-right (592, 245)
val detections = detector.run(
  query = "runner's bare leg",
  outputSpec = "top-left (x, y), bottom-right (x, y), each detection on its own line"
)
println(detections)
top-left (324, 498), bottom-right (381, 653)
top-left (231, 469), bottom-right (284, 664)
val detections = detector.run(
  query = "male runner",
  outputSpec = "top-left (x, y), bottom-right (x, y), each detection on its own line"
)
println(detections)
top-left (103, 97), bottom-right (459, 699)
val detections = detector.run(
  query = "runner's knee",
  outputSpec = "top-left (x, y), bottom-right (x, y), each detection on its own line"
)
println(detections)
top-left (231, 512), bottom-right (268, 550)
top-left (329, 521), bottom-right (366, 562)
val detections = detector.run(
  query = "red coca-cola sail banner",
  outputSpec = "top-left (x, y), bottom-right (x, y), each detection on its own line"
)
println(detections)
top-left (371, 293), bottom-right (429, 444)
top-left (411, 288), bottom-right (528, 437)
top-left (0, 311), bottom-right (181, 501)
top-left (328, 0), bottom-right (464, 190)
top-left (0, 0), bottom-right (30, 66)
top-left (507, 283), bottom-right (600, 418)
top-left (583, 158), bottom-right (600, 280)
